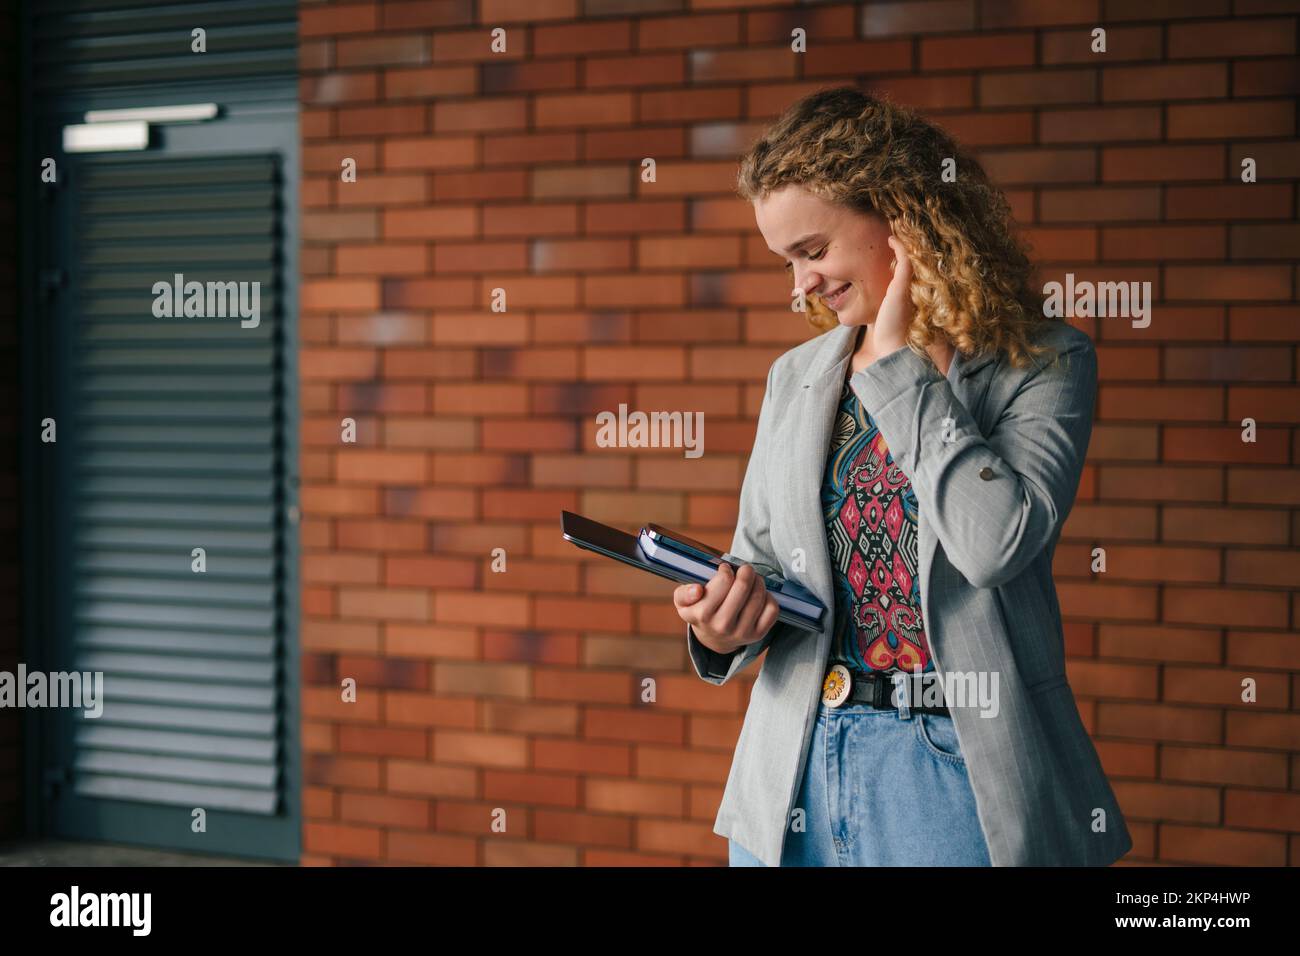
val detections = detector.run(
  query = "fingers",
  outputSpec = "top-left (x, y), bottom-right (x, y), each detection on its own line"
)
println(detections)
top-left (734, 570), bottom-right (770, 638)
top-left (710, 563), bottom-right (762, 636)
top-left (674, 561), bottom-right (731, 625)
top-left (886, 235), bottom-right (913, 286)
top-left (672, 581), bottom-right (704, 610)
top-left (755, 594), bottom-right (781, 639)
top-left (674, 562), bottom-right (773, 643)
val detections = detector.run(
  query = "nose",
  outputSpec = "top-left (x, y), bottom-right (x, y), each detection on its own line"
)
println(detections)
top-left (789, 263), bottom-right (826, 300)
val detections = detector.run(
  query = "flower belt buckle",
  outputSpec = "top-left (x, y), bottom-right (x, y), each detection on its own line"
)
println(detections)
top-left (821, 663), bottom-right (852, 708)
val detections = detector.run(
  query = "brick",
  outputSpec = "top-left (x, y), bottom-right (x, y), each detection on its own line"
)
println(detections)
top-left (429, 28), bottom-right (526, 64)
top-left (1225, 789), bottom-right (1300, 831)
top-left (384, 65), bottom-right (477, 100)
top-left (1225, 549), bottom-right (1300, 588)
top-left (1057, 581), bottom-right (1158, 620)
top-left (1101, 225), bottom-right (1224, 261)
top-left (1166, 346), bottom-right (1293, 382)
top-left (1040, 187), bottom-right (1160, 222)
top-left (1101, 145), bottom-right (1225, 182)
top-left (300, 71), bottom-right (379, 106)
top-left (1227, 387), bottom-right (1300, 425)
top-left (1162, 426), bottom-right (1289, 465)
top-left (336, 35), bottom-right (428, 69)
top-left (1227, 630), bottom-right (1300, 671)
top-left (801, 40), bottom-right (913, 78)
top-left (1160, 824), bottom-right (1286, 866)
top-left (301, 279), bottom-right (380, 312)
top-left (1230, 141), bottom-right (1300, 180)
top-left (1102, 468), bottom-right (1222, 504)
top-left (1166, 184), bottom-right (1293, 221)
top-left (642, 86), bottom-right (743, 123)
top-left (1165, 665), bottom-right (1289, 708)
top-left (337, 104), bottom-right (426, 137)
top-left (979, 69), bottom-right (1096, 107)
top-left (1234, 57), bottom-right (1300, 97)
top-left (335, 242), bottom-right (427, 276)
top-left (981, 0), bottom-right (1098, 27)
top-left (1166, 266), bottom-right (1292, 302)
top-left (433, 97), bottom-right (528, 133)
top-left (1040, 107), bottom-right (1161, 143)
top-left (1230, 224), bottom-right (1300, 260)
top-left (1230, 306), bottom-right (1299, 342)
top-left (1162, 745), bottom-right (1288, 788)
top-left (1168, 17), bottom-right (1297, 58)
top-left (1102, 63), bottom-right (1228, 102)
top-left (583, 52), bottom-right (685, 89)
top-left (302, 209), bottom-right (379, 242)
top-left (1097, 623), bottom-right (1222, 664)
top-left (1226, 710), bottom-right (1300, 749)
top-left (300, 4), bottom-right (378, 37)
top-left (979, 148), bottom-right (1096, 185)
top-left (304, 822), bottom-right (383, 859)
top-left (1165, 587), bottom-right (1289, 628)
top-left (1112, 780), bottom-right (1219, 823)
top-left (859, 0), bottom-right (976, 35)
top-left (340, 792), bottom-right (430, 829)
top-left (1097, 702), bottom-right (1222, 743)
top-left (632, 12), bottom-right (736, 48)
top-left (866, 75), bottom-right (976, 110)
top-left (1094, 545), bottom-right (1221, 584)
top-left (1041, 25), bottom-right (1162, 64)
top-left (1168, 101), bottom-right (1295, 140)
top-left (1063, 503), bottom-right (1158, 540)
top-left (920, 33), bottom-right (1035, 71)
top-left (381, 136), bottom-right (477, 170)
top-left (434, 730), bottom-right (527, 768)
top-left (1103, 0), bottom-right (1227, 19)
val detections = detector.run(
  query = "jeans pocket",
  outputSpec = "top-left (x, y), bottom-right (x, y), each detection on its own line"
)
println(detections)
top-left (915, 712), bottom-right (966, 764)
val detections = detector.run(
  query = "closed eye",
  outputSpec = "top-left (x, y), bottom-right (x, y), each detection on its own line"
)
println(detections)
top-left (784, 246), bottom-right (827, 271)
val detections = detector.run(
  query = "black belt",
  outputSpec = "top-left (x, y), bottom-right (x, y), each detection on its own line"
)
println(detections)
top-left (821, 662), bottom-right (950, 715)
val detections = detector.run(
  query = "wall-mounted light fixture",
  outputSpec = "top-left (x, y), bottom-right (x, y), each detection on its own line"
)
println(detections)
top-left (62, 103), bottom-right (219, 153)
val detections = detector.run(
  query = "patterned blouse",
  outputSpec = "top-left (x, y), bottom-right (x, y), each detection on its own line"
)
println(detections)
top-left (821, 376), bottom-right (933, 674)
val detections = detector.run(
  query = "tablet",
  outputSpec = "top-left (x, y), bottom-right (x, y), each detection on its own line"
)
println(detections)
top-left (559, 510), bottom-right (823, 633)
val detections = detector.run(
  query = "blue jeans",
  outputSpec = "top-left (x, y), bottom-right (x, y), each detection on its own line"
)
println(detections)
top-left (729, 697), bottom-right (992, 866)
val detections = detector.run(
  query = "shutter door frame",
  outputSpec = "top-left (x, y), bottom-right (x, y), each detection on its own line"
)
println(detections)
top-left (20, 2), bottom-right (301, 862)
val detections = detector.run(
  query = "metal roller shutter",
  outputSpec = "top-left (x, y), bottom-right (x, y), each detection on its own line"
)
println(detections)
top-left (30, 0), bottom-right (296, 94)
top-left (66, 153), bottom-right (286, 816)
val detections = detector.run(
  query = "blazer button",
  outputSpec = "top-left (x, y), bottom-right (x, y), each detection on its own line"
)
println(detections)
top-left (978, 466), bottom-right (994, 481)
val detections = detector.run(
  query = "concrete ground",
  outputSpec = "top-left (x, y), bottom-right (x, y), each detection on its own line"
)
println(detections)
top-left (0, 838), bottom-right (283, 866)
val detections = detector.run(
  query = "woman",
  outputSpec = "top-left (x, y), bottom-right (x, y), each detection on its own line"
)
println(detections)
top-left (673, 87), bottom-right (1132, 867)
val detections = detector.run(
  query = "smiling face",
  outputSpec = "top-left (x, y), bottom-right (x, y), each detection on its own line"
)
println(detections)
top-left (753, 184), bottom-right (895, 327)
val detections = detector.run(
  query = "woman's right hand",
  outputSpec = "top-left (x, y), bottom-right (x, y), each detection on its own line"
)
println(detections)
top-left (673, 561), bottom-right (781, 657)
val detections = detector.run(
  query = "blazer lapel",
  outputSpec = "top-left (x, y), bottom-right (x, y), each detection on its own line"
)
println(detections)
top-left (783, 323), bottom-right (858, 623)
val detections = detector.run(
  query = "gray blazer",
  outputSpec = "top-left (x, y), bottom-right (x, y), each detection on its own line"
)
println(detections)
top-left (687, 318), bottom-right (1132, 867)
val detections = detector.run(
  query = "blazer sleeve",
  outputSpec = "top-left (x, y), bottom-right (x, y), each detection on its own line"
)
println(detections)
top-left (849, 327), bottom-right (1097, 590)
top-left (686, 359), bottom-right (800, 685)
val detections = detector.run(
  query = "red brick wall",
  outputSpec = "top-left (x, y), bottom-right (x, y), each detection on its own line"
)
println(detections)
top-left (297, 0), bottom-right (1300, 866)
top-left (0, 0), bottom-right (20, 841)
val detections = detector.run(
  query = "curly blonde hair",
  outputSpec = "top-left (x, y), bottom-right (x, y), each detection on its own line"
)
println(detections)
top-left (738, 86), bottom-right (1054, 368)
